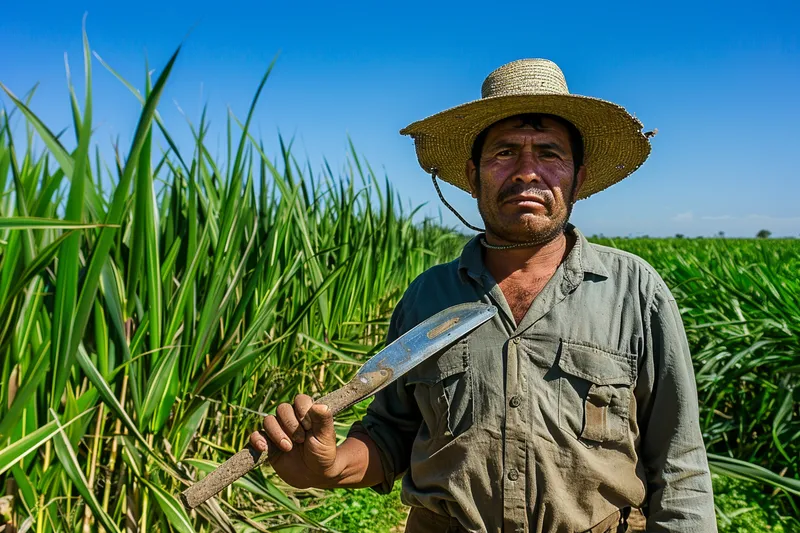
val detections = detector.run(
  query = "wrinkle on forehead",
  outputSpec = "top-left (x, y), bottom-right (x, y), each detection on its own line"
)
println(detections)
top-left (486, 117), bottom-right (569, 138)
top-left (515, 116), bottom-right (553, 130)
top-left (496, 116), bottom-right (565, 131)
top-left (483, 126), bottom-right (572, 155)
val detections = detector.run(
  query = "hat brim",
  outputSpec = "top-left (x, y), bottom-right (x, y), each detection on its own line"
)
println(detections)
top-left (399, 93), bottom-right (651, 200)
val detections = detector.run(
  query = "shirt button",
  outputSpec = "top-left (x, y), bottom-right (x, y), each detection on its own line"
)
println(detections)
top-left (507, 469), bottom-right (519, 481)
top-left (509, 396), bottom-right (521, 408)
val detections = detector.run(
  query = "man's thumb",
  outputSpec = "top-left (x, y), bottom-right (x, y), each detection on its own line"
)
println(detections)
top-left (307, 403), bottom-right (335, 443)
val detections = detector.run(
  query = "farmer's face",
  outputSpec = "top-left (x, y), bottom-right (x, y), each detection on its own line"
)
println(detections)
top-left (466, 117), bottom-right (586, 245)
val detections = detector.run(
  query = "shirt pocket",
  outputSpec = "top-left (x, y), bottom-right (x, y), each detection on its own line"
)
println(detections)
top-left (406, 339), bottom-right (473, 440)
top-left (557, 339), bottom-right (636, 445)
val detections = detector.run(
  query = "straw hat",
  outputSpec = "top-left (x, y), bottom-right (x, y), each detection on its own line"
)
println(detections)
top-left (400, 58), bottom-right (653, 200)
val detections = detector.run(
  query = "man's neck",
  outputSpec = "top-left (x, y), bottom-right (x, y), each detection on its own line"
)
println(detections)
top-left (483, 231), bottom-right (572, 285)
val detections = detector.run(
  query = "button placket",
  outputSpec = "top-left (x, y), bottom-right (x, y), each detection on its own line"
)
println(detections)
top-left (503, 338), bottom-right (527, 530)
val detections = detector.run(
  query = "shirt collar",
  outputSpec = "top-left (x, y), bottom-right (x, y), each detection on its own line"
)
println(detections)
top-left (561, 224), bottom-right (610, 291)
top-left (457, 234), bottom-right (485, 284)
top-left (457, 224), bottom-right (609, 287)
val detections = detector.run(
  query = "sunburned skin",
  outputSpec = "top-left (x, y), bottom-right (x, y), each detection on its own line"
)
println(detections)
top-left (466, 117), bottom-right (585, 250)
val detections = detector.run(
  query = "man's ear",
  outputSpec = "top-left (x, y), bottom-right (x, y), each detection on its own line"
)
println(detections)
top-left (465, 159), bottom-right (478, 199)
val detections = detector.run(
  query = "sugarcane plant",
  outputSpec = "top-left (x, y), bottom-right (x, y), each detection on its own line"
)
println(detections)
top-left (0, 26), bottom-right (464, 532)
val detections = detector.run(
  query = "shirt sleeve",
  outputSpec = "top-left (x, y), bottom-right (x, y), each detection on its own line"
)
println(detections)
top-left (347, 295), bottom-right (422, 494)
top-left (637, 283), bottom-right (718, 532)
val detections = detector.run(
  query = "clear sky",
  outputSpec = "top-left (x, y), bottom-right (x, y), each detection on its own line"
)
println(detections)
top-left (2, 0), bottom-right (799, 237)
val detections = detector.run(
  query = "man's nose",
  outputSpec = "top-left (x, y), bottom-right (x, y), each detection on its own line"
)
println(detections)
top-left (512, 151), bottom-right (541, 183)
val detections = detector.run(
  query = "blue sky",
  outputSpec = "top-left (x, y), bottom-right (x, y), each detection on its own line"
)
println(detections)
top-left (2, 0), bottom-right (798, 237)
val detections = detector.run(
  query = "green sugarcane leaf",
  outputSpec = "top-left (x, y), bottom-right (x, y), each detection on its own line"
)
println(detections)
top-left (74, 346), bottom-right (147, 444)
top-left (0, 340), bottom-right (50, 440)
top-left (141, 127), bottom-right (163, 350)
top-left (0, 408), bottom-right (93, 476)
top-left (96, 52), bottom-right (193, 178)
top-left (0, 218), bottom-right (104, 232)
top-left (120, 435), bottom-right (143, 478)
top-left (99, 260), bottom-right (141, 412)
top-left (172, 400), bottom-right (209, 461)
top-left (0, 84), bottom-right (75, 179)
top-left (51, 409), bottom-right (121, 533)
top-left (3, 131), bottom-right (37, 291)
top-left (11, 464), bottom-right (38, 514)
top-left (69, 45), bottom-right (181, 396)
top-left (0, 230), bottom-right (74, 312)
top-left (160, 235), bottom-right (182, 287)
top-left (32, 167), bottom-right (65, 217)
top-left (708, 453), bottom-right (800, 496)
top-left (771, 386), bottom-right (796, 466)
top-left (187, 214), bottom-right (251, 374)
top-left (141, 345), bottom-right (179, 432)
top-left (140, 479), bottom-right (196, 533)
top-left (125, 125), bottom-right (149, 317)
top-left (197, 260), bottom-right (346, 399)
top-left (49, 23), bottom-right (93, 409)
top-left (75, 347), bottom-right (184, 481)
top-left (165, 227), bottom-right (210, 343)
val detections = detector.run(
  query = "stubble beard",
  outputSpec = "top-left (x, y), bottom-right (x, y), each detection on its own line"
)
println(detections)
top-left (476, 186), bottom-right (574, 247)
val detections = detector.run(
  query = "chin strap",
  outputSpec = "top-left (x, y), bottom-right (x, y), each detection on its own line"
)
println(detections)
top-left (430, 169), bottom-right (557, 251)
top-left (431, 170), bottom-right (485, 232)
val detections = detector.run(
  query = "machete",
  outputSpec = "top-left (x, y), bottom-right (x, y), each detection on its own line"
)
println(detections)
top-left (180, 302), bottom-right (497, 509)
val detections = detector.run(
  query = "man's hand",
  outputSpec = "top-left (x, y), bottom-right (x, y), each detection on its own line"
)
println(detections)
top-left (250, 394), bottom-right (341, 489)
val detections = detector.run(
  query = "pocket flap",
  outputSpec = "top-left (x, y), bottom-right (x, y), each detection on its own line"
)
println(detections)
top-left (558, 340), bottom-right (635, 386)
top-left (406, 340), bottom-right (469, 384)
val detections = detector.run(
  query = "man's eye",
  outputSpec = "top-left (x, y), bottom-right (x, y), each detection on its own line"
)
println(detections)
top-left (496, 149), bottom-right (514, 157)
top-left (540, 151), bottom-right (560, 159)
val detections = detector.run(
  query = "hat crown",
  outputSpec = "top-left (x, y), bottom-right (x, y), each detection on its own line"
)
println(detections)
top-left (480, 58), bottom-right (569, 99)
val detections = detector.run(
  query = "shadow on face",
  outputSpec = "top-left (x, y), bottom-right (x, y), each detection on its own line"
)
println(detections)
top-left (463, 114), bottom-right (587, 245)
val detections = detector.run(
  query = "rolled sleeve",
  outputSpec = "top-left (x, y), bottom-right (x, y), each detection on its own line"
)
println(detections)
top-left (638, 284), bottom-right (717, 532)
top-left (347, 296), bottom-right (422, 494)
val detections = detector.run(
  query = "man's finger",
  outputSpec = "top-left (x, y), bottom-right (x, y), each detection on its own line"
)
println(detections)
top-left (276, 402), bottom-right (305, 444)
top-left (249, 430), bottom-right (268, 452)
top-left (263, 414), bottom-right (293, 452)
top-left (294, 394), bottom-right (314, 431)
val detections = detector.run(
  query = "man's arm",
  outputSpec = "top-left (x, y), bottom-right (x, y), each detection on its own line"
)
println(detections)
top-left (317, 427), bottom-right (387, 488)
top-left (638, 284), bottom-right (717, 532)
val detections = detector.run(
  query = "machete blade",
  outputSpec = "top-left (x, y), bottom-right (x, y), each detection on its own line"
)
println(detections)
top-left (356, 302), bottom-right (497, 395)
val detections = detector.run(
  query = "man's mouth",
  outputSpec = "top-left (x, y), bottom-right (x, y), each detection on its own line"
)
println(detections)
top-left (504, 194), bottom-right (547, 207)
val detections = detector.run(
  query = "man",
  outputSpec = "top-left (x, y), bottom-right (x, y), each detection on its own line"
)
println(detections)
top-left (250, 59), bottom-right (716, 532)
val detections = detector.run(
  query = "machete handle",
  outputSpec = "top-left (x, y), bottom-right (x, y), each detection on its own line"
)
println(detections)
top-left (180, 370), bottom-right (390, 509)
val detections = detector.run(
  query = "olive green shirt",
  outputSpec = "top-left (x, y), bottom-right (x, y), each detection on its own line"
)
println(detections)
top-left (349, 225), bottom-right (716, 533)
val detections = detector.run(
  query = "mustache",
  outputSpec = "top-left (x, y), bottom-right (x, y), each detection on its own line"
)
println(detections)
top-left (497, 186), bottom-right (553, 206)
